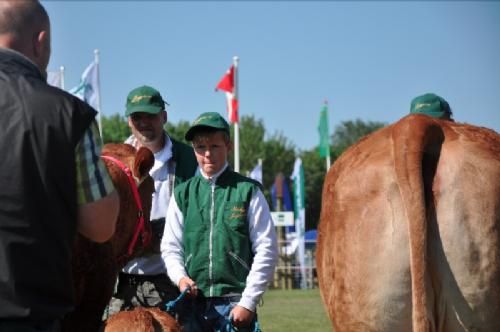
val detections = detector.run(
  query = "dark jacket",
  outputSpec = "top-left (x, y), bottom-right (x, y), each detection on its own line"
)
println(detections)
top-left (171, 137), bottom-right (198, 186)
top-left (0, 48), bottom-right (96, 320)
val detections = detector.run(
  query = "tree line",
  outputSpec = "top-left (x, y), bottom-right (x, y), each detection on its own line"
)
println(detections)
top-left (101, 114), bottom-right (386, 230)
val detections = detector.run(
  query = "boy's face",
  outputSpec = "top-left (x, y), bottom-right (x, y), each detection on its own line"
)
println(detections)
top-left (192, 131), bottom-right (231, 177)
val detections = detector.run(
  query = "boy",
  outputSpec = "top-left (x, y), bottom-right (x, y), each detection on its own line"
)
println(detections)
top-left (161, 112), bottom-right (278, 331)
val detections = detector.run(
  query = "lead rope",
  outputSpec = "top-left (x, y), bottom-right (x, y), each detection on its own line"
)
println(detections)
top-left (164, 286), bottom-right (191, 316)
top-left (101, 155), bottom-right (151, 256)
top-left (221, 315), bottom-right (262, 332)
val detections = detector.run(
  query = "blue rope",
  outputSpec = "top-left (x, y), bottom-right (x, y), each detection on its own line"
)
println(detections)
top-left (164, 286), bottom-right (191, 315)
top-left (219, 316), bottom-right (262, 332)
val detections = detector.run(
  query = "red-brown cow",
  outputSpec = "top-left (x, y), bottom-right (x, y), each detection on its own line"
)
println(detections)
top-left (62, 143), bottom-right (155, 332)
top-left (317, 114), bottom-right (500, 332)
top-left (102, 307), bottom-right (182, 332)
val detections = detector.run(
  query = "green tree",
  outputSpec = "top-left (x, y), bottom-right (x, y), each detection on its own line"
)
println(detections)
top-left (299, 149), bottom-right (326, 230)
top-left (261, 133), bottom-right (296, 192)
top-left (330, 119), bottom-right (386, 156)
top-left (165, 120), bottom-right (191, 144)
top-left (101, 114), bottom-right (130, 143)
top-left (227, 115), bottom-right (296, 203)
top-left (226, 115), bottom-right (296, 193)
top-left (231, 115), bottom-right (266, 177)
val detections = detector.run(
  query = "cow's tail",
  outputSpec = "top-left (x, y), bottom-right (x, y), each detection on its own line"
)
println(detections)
top-left (392, 115), bottom-right (444, 332)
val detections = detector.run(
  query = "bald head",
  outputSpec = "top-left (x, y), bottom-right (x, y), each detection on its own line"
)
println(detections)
top-left (0, 0), bottom-right (51, 73)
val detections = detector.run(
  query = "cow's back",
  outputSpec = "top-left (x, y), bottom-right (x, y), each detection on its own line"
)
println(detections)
top-left (317, 115), bottom-right (500, 332)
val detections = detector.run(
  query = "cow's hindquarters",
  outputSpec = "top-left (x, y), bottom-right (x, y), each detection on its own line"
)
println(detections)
top-left (318, 127), bottom-right (415, 331)
top-left (428, 130), bottom-right (500, 332)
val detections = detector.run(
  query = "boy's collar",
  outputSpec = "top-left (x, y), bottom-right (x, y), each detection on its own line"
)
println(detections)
top-left (199, 162), bottom-right (229, 182)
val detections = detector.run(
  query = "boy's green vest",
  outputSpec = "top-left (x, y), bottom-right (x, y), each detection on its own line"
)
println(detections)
top-left (174, 168), bottom-right (262, 297)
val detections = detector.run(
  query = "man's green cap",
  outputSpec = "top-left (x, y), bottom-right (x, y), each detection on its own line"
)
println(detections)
top-left (185, 112), bottom-right (230, 141)
top-left (410, 93), bottom-right (450, 119)
top-left (125, 85), bottom-right (169, 117)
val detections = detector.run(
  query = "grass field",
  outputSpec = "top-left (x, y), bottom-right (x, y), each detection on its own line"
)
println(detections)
top-left (258, 289), bottom-right (332, 332)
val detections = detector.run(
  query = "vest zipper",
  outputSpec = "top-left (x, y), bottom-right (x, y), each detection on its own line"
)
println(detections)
top-left (228, 250), bottom-right (250, 271)
top-left (208, 180), bottom-right (215, 297)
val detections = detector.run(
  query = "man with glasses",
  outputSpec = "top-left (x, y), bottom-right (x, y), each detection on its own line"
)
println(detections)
top-left (106, 85), bottom-right (197, 322)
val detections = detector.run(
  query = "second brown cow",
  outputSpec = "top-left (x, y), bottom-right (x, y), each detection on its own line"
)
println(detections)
top-left (317, 115), bottom-right (500, 332)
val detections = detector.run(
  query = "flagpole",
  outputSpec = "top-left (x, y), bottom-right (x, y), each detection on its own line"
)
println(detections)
top-left (258, 158), bottom-right (263, 184)
top-left (60, 66), bottom-right (65, 90)
top-left (94, 49), bottom-right (103, 137)
top-left (233, 56), bottom-right (240, 173)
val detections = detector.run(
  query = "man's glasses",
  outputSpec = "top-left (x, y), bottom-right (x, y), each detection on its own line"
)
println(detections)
top-left (130, 112), bottom-right (160, 122)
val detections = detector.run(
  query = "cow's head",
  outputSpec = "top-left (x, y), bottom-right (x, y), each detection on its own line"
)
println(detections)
top-left (101, 143), bottom-right (155, 266)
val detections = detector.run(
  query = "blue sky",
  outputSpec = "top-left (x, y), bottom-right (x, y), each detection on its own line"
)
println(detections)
top-left (43, 1), bottom-right (500, 151)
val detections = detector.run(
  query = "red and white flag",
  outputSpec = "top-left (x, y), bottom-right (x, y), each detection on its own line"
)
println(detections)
top-left (216, 65), bottom-right (239, 123)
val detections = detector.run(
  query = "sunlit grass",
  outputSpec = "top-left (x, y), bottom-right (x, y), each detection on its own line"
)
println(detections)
top-left (258, 288), bottom-right (332, 332)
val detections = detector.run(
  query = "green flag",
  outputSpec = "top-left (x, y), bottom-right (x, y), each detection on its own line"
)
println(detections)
top-left (318, 102), bottom-right (330, 158)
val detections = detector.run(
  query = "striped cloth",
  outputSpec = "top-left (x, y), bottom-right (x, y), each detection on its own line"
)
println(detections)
top-left (75, 120), bottom-right (115, 204)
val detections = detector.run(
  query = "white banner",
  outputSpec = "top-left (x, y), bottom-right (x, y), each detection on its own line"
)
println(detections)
top-left (70, 61), bottom-right (100, 111)
top-left (249, 162), bottom-right (262, 184)
top-left (47, 70), bottom-right (63, 88)
top-left (291, 158), bottom-right (306, 289)
top-left (270, 211), bottom-right (294, 227)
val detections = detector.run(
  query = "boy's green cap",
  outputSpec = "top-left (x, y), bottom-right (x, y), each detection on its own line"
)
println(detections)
top-left (410, 93), bottom-right (450, 119)
top-left (185, 112), bottom-right (230, 141)
top-left (125, 85), bottom-right (168, 116)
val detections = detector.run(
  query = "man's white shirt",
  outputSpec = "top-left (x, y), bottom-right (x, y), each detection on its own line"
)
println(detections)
top-left (122, 133), bottom-right (174, 275)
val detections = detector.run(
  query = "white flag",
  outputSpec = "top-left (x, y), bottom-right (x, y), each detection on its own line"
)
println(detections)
top-left (47, 70), bottom-right (63, 88)
top-left (291, 158), bottom-right (307, 288)
top-left (249, 163), bottom-right (262, 184)
top-left (70, 61), bottom-right (100, 111)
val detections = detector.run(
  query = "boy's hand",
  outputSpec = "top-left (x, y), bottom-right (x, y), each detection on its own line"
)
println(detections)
top-left (230, 305), bottom-right (255, 328)
top-left (178, 276), bottom-right (198, 297)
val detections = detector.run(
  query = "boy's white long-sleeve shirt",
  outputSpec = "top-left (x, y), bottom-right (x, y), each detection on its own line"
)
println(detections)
top-left (160, 167), bottom-right (278, 312)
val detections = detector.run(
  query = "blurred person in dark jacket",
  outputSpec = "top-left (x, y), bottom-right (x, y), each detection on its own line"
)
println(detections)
top-left (0, 1), bottom-right (119, 331)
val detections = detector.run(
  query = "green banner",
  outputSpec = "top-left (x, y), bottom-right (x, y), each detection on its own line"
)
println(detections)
top-left (318, 103), bottom-right (330, 158)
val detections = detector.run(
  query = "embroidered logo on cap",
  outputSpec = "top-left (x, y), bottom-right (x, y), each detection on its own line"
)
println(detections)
top-left (131, 95), bottom-right (151, 104)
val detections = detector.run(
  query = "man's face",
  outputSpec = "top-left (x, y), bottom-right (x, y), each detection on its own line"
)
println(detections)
top-left (192, 131), bottom-right (231, 177)
top-left (128, 111), bottom-right (166, 145)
